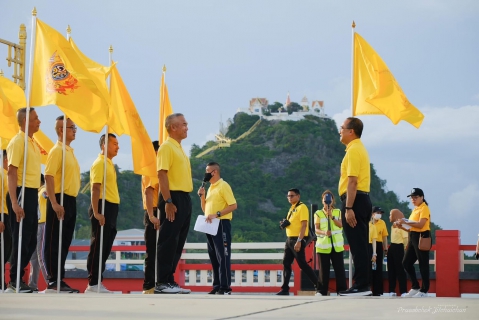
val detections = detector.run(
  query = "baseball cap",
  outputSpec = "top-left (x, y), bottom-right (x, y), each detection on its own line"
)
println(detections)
top-left (372, 206), bottom-right (384, 213)
top-left (407, 188), bottom-right (424, 197)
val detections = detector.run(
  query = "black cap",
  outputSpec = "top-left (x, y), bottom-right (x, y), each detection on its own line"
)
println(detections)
top-left (372, 206), bottom-right (384, 213)
top-left (407, 188), bottom-right (424, 197)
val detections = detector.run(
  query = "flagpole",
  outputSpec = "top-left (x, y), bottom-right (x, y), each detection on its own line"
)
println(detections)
top-left (97, 45), bottom-right (113, 293)
top-left (1, 137), bottom-right (4, 293)
top-left (14, 7), bottom-right (38, 293)
top-left (351, 20), bottom-right (356, 117)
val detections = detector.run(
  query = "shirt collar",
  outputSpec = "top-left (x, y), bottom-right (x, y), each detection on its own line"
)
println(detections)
top-left (345, 138), bottom-right (362, 152)
top-left (211, 178), bottom-right (223, 186)
top-left (56, 140), bottom-right (73, 152)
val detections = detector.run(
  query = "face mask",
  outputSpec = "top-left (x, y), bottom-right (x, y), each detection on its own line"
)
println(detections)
top-left (203, 172), bottom-right (213, 182)
top-left (374, 213), bottom-right (382, 220)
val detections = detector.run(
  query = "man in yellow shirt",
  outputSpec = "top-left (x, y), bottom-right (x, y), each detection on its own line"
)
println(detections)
top-left (198, 162), bottom-right (237, 295)
top-left (337, 117), bottom-right (372, 296)
top-left (43, 116), bottom-right (81, 293)
top-left (85, 133), bottom-right (120, 294)
top-left (155, 113), bottom-right (193, 294)
top-left (6, 107), bottom-right (42, 293)
top-left (141, 141), bottom-right (160, 294)
top-left (1, 150), bottom-right (12, 291)
top-left (276, 188), bottom-right (318, 295)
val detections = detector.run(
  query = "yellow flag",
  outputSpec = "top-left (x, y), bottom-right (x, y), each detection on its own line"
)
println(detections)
top-left (353, 33), bottom-right (424, 128)
top-left (159, 70), bottom-right (174, 143)
top-left (30, 19), bottom-right (110, 133)
top-left (0, 76), bottom-right (53, 163)
top-left (110, 66), bottom-right (156, 177)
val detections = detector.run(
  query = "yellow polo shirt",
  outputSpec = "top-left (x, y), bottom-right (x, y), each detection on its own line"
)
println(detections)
top-left (204, 178), bottom-right (236, 220)
top-left (156, 137), bottom-right (192, 192)
top-left (372, 219), bottom-right (389, 242)
top-left (285, 202), bottom-right (309, 237)
top-left (90, 154), bottom-right (120, 204)
top-left (338, 138), bottom-right (370, 196)
top-left (44, 141), bottom-right (81, 197)
top-left (369, 222), bottom-right (378, 243)
top-left (2, 169), bottom-right (8, 214)
top-left (38, 186), bottom-right (47, 223)
top-left (142, 175), bottom-right (159, 210)
top-left (391, 226), bottom-right (408, 246)
top-left (409, 202), bottom-right (430, 232)
top-left (7, 131), bottom-right (42, 188)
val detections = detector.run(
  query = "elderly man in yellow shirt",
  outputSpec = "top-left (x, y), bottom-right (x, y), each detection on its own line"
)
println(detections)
top-left (85, 133), bottom-right (120, 294)
top-left (6, 107), bottom-right (42, 293)
top-left (198, 161), bottom-right (237, 295)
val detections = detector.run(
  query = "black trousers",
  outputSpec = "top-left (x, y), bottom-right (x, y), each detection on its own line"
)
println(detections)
top-left (86, 200), bottom-right (118, 286)
top-left (1, 213), bottom-right (12, 284)
top-left (369, 242), bottom-right (383, 296)
top-left (317, 246), bottom-right (347, 295)
top-left (387, 243), bottom-right (407, 294)
top-left (143, 208), bottom-right (157, 290)
top-left (7, 187), bottom-right (38, 283)
top-left (341, 193), bottom-right (372, 289)
top-left (156, 192), bottom-right (191, 284)
top-left (281, 238), bottom-right (318, 292)
top-left (206, 219), bottom-right (232, 291)
top-left (403, 231), bottom-right (430, 293)
top-left (43, 194), bottom-right (77, 282)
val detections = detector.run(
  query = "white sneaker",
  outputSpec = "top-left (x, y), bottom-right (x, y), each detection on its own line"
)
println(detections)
top-left (84, 283), bottom-right (113, 294)
top-left (171, 282), bottom-right (191, 294)
top-left (401, 289), bottom-right (419, 297)
top-left (154, 283), bottom-right (181, 294)
top-left (389, 292), bottom-right (397, 296)
top-left (412, 291), bottom-right (427, 298)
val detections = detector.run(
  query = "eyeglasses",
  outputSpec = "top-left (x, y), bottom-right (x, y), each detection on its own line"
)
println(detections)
top-left (286, 194), bottom-right (297, 198)
top-left (340, 126), bottom-right (351, 130)
top-left (66, 126), bottom-right (77, 131)
top-left (411, 196), bottom-right (420, 200)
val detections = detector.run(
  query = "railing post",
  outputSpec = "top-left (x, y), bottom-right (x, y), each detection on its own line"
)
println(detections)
top-left (435, 230), bottom-right (460, 297)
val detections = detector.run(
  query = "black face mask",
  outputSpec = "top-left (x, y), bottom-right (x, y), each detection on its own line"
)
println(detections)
top-left (203, 172), bottom-right (213, 182)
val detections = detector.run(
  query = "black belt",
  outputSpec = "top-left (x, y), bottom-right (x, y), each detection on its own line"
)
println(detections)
top-left (340, 191), bottom-right (369, 202)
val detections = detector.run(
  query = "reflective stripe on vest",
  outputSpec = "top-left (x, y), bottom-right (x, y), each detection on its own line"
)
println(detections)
top-left (315, 208), bottom-right (344, 253)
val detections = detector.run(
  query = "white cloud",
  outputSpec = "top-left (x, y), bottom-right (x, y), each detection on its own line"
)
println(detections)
top-left (447, 184), bottom-right (479, 217)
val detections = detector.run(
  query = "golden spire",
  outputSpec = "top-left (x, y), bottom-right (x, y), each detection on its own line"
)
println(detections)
top-left (109, 45), bottom-right (113, 53)
top-left (352, 20), bottom-right (356, 28)
top-left (32, 7), bottom-right (37, 16)
top-left (162, 65), bottom-right (167, 72)
top-left (67, 25), bottom-right (71, 35)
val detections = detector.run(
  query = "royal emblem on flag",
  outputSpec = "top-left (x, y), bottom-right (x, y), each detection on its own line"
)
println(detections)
top-left (46, 51), bottom-right (79, 95)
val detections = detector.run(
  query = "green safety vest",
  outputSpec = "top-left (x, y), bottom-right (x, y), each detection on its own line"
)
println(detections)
top-left (315, 208), bottom-right (344, 254)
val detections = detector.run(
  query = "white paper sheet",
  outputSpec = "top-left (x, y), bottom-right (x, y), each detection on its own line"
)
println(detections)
top-left (194, 215), bottom-right (220, 235)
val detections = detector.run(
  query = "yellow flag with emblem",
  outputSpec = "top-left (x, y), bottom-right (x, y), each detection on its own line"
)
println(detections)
top-left (159, 70), bottom-right (174, 144)
top-left (30, 19), bottom-right (110, 133)
top-left (110, 65), bottom-right (156, 177)
top-left (353, 33), bottom-right (424, 128)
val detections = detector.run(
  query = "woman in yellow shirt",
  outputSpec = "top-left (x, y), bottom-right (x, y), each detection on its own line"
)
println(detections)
top-left (393, 188), bottom-right (431, 298)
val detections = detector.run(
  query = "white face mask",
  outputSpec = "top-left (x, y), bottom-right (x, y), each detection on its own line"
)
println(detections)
top-left (374, 213), bottom-right (382, 220)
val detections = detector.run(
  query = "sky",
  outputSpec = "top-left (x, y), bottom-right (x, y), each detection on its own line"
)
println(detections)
top-left (1, 1), bottom-right (478, 246)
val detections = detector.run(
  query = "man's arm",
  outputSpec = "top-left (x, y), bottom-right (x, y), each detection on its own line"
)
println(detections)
top-left (91, 182), bottom-right (105, 226)
top-left (7, 165), bottom-right (23, 222)
top-left (345, 176), bottom-right (358, 228)
top-left (158, 169), bottom-right (177, 222)
top-left (145, 186), bottom-right (159, 229)
top-left (294, 220), bottom-right (308, 252)
top-left (206, 203), bottom-right (237, 222)
top-left (45, 175), bottom-right (65, 220)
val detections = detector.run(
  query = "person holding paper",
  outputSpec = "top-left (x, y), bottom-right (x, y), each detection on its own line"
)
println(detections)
top-left (43, 116), bottom-right (81, 293)
top-left (387, 209), bottom-right (408, 296)
top-left (141, 141), bottom-right (160, 294)
top-left (6, 108), bottom-right (42, 293)
top-left (198, 162), bottom-right (237, 295)
top-left (392, 187), bottom-right (431, 298)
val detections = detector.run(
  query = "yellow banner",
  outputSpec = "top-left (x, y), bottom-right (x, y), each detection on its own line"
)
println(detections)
top-left (159, 71), bottom-right (174, 144)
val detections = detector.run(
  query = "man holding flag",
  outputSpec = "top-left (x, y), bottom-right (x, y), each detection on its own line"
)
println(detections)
top-left (6, 108), bottom-right (42, 293)
top-left (43, 116), bottom-right (81, 293)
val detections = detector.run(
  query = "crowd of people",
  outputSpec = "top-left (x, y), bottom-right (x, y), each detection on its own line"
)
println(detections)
top-left (0, 110), bottom-right (434, 297)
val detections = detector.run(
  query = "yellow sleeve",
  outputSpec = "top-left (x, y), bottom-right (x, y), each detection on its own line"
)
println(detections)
top-left (382, 221), bottom-right (389, 237)
top-left (299, 204), bottom-right (309, 222)
top-left (156, 144), bottom-right (172, 171)
top-left (90, 159), bottom-right (104, 184)
top-left (346, 149), bottom-right (360, 177)
top-left (221, 183), bottom-right (236, 206)
top-left (419, 205), bottom-right (430, 221)
top-left (7, 137), bottom-right (24, 168)
top-left (44, 147), bottom-right (61, 177)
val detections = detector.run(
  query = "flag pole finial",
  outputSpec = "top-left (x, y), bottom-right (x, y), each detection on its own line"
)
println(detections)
top-left (352, 21), bottom-right (356, 28)
top-left (109, 45), bottom-right (113, 53)
top-left (0, 69), bottom-right (4, 77)
top-left (32, 7), bottom-right (37, 16)
top-left (67, 25), bottom-right (71, 35)
top-left (163, 65), bottom-right (167, 72)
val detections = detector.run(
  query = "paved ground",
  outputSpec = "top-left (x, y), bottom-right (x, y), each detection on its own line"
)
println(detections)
top-left (0, 294), bottom-right (477, 320)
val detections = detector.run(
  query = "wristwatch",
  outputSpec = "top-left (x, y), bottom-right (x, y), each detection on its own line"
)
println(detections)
top-left (296, 238), bottom-right (303, 243)
top-left (331, 216), bottom-right (336, 221)
top-left (345, 207), bottom-right (353, 210)
top-left (166, 198), bottom-right (173, 204)
top-left (216, 211), bottom-right (221, 218)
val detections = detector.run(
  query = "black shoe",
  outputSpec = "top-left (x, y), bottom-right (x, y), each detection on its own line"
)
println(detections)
top-left (46, 281), bottom-right (75, 293)
top-left (216, 289), bottom-right (232, 295)
top-left (61, 281), bottom-right (80, 293)
top-left (339, 286), bottom-right (372, 296)
top-left (276, 290), bottom-right (289, 296)
top-left (208, 288), bottom-right (219, 294)
top-left (9, 281), bottom-right (33, 293)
